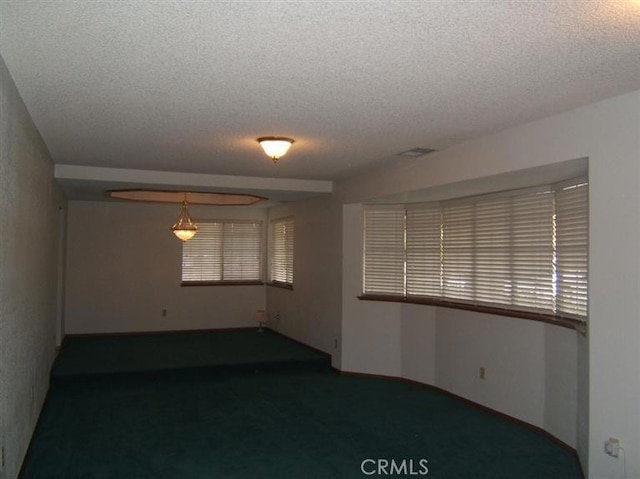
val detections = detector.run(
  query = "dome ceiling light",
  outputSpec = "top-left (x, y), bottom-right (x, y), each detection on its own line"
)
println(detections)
top-left (257, 137), bottom-right (295, 163)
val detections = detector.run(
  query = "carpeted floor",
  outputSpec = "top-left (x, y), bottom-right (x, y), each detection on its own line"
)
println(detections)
top-left (20, 329), bottom-right (583, 479)
top-left (51, 329), bottom-right (327, 377)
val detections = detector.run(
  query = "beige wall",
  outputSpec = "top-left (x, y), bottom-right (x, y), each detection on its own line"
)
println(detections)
top-left (0, 54), bottom-right (63, 479)
top-left (265, 195), bottom-right (343, 367)
top-left (336, 90), bottom-right (640, 478)
top-left (64, 201), bottom-right (267, 334)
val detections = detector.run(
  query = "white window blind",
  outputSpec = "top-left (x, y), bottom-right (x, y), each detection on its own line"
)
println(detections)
top-left (440, 190), bottom-right (555, 311)
top-left (406, 204), bottom-right (441, 297)
top-left (270, 217), bottom-right (294, 285)
top-left (363, 205), bottom-right (405, 295)
top-left (555, 181), bottom-right (588, 318)
top-left (472, 197), bottom-right (513, 307)
top-left (442, 201), bottom-right (475, 302)
top-left (362, 179), bottom-right (588, 321)
top-left (182, 220), bottom-right (263, 283)
top-left (510, 192), bottom-right (555, 312)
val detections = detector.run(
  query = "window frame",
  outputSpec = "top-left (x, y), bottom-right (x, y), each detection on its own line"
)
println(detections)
top-left (180, 219), bottom-right (264, 286)
top-left (360, 180), bottom-right (588, 332)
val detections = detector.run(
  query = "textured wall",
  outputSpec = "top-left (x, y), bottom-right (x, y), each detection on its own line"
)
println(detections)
top-left (64, 201), bottom-right (267, 334)
top-left (0, 55), bottom-right (62, 479)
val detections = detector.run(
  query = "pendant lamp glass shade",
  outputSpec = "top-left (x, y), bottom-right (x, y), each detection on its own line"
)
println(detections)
top-left (172, 199), bottom-right (198, 241)
top-left (257, 137), bottom-right (294, 162)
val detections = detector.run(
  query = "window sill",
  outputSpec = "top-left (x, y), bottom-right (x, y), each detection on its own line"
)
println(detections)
top-left (357, 294), bottom-right (587, 334)
top-left (268, 282), bottom-right (294, 291)
top-left (181, 280), bottom-right (264, 287)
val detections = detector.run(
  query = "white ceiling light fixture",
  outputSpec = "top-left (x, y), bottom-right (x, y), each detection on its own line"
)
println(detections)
top-left (257, 137), bottom-right (295, 163)
top-left (171, 195), bottom-right (198, 241)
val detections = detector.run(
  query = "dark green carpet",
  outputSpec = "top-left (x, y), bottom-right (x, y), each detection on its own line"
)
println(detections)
top-left (21, 330), bottom-right (582, 479)
top-left (52, 329), bottom-right (327, 377)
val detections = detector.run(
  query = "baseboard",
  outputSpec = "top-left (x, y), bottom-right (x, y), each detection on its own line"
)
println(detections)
top-left (64, 326), bottom-right (257, 338)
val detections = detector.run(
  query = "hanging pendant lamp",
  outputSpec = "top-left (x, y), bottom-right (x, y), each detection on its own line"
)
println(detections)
top-left (171, 197), bottom-right (198, 241)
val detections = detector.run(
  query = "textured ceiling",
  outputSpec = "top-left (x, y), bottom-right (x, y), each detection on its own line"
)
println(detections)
top-left (1, 1), bottom-right (639, 191)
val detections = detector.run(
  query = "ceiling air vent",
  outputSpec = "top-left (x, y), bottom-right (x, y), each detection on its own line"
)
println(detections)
top-left (397, 147), bottom-right (438, 158)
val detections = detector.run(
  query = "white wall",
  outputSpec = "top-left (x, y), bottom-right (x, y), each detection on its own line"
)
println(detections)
top-left (576, 331), bottom-right (589, 475)
top-left (544, 324), bottom-right (579, 448)
top-left (341, 203), bottom-right (403, 376)
top-left (400, 303), bottom-right (436, 385)
top-left (266, 195), bottom-right (343, 367)
top-left (336, 90), bottom-right (640, 478)
top-left (587, 93), bottom-right (640, 479)
top-left (0, 55), bottom-right (63, 479)
top-left (435, 309), bottom-right (546, 427)
top-left (64, 201), bottom-right (266, 334)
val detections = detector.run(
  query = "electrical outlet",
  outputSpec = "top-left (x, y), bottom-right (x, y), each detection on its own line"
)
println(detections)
top-left (161, 309), bottom-right (167, 317)
top-left (479, 367), bottom-right (486, 380)
top-left (604, 438), bottom-right (620, 458)
top-left (334, 338), bottom-right (338, 349)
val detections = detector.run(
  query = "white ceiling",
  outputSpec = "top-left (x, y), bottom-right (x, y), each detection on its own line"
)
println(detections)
top-left (1, 1), bottom-right (639, 201)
